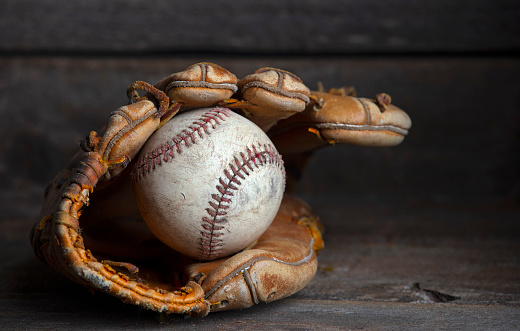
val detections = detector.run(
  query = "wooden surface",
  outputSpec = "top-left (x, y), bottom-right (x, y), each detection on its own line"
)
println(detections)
top-left (1, 1), bottom-right (520, 329)
top-left (2, 0), bottom-right (520, 54)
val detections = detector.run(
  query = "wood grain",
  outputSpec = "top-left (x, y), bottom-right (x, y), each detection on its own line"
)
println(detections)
top-left (1, 1), bottom-right (519, 328)
top-left (2, 0), bottom-right (519, 54)
top-left (1, 57), bottom-right (518, 199)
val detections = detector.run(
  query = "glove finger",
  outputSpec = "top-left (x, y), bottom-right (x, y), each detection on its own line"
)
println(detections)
top-left (153, 62), bottom-right (238, 110)
top-left (268, 91), bottom-right (412, 155)
top-left (186, 195), bottom-right (324, 312)
top-left (79, 99), bottom-right (162, 180)
top-left (31, 99), bottom-right (213, 315)
top-left (231, 68), bottom-right (311, 131)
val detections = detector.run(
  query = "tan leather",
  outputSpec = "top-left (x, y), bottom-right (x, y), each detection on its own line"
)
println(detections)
top-left (269, 91), bottom-right (412, 154)
top-left (30, 63), bottom-right (412, 317)
top-left (31, 155), bottom-right (322, 316)
top-left (30, 72), bottom-right (323, 316)
top-left (187, 195), bottom-right (322, 312)
top-left (154, 63), bottom-right (238, 109)
top-left (32, 100), bottom-right (212, 316)
top-left (97, 100), bottom-right (160, 178)
top-left (237, 68), bottom-right (311, 131)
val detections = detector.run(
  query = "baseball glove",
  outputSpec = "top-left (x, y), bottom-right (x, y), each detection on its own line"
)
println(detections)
top-left (31, 63), bottom-right (411, 316)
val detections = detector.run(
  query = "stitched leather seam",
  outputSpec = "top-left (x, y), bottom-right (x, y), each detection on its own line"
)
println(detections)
top-left (269, 122), bottom-right (409, 137)
top-left (359, 98), bottom-right (371, 125)
top-left (166, 63), bottom-right (238, 94)
top-left (243, 269), bottom-right (259, 304)
top-left (166, 81), bottom-right (238, 93)
top-left (111, 108), bottom-right (132, 124)
top-left (276, 70), bottom-right (283, 89)
top-left (240, 81), bottom-right (310, 104)
top-left (200, 63), bottom-right (207, 82)
top-left (315, 122), bottom-right (409, 136)
top-left (204, 237), bottom-right (315, 300)
top-left (103, 106), bottom-right (157, 161)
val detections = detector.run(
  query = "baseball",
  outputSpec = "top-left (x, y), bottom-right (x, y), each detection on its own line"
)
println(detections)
top-left (131, 107), bottom-right (285, 261)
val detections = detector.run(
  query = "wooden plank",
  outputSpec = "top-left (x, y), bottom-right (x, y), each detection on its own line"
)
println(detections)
top-left (2, 297), bottom-right (520, 329)
top-left (303, 196), bottom-right (520, 304)
top-left (1, 56), bottom-right (519, 200)
top-left (1, 0), bottom-right (519, 54)
top-left (1, 60), bottom-right (519, 329)
top-left (1, 197), bottom-right (519, 329)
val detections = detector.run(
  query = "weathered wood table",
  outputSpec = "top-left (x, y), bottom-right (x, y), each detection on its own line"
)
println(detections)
top-left (1, 1), bottom-right (519, 329)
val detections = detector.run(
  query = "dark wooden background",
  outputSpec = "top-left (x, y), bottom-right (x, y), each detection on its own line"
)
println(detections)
top-left (1, 0), bottom-right (519, 329)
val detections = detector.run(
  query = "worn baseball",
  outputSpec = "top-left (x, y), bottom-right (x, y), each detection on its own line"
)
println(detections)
top-left (131, 107), bottom-right (285, 261)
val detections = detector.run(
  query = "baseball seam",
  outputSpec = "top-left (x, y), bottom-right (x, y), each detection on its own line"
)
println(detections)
top-left (131, 108), bottom-right (230, 182)
top-left (201, 143), bottom-right (284, 259)
top-left (132, 108), bottom-right (285, 260)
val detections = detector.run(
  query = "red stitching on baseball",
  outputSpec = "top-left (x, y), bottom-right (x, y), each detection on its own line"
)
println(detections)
top-left (131, 108), bottom-right (231, 183)
top-left (131, 107), bottom-right (285, 260)
top-left (201, 143), bottom-right (284, 259)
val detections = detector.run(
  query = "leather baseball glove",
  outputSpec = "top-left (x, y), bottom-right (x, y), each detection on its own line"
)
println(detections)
top-left (31, 63), bottom-right (411, 316)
